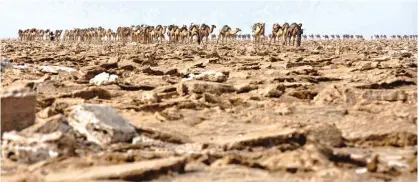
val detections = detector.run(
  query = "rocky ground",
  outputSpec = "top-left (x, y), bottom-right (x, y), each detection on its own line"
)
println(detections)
top-left (0, 39), bottom-right (417, 182)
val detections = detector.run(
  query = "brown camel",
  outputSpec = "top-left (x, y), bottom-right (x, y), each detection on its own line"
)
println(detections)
top-left (288, 23), bottom-right (299, 46)
top-left (281, 23), bottom-right (290, 45)
top-left (188, 24), bottom-right (201, 44)
top-left (167, 25), bottom-right (179, 43)
top-left (252, 22), bottom-right (265, 45)
top-left (269, 23), bottom-right (284, 44)
top-left (199, 24), bottom-right (216, 43)
top-left (217, 25), bottom-right (241, 44)
top-left (180, 25), bottom-right (189, 43)
top-left (154, 25), bottom-right (167, 43)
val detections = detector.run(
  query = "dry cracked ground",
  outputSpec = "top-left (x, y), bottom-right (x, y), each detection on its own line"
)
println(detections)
top-left (0, 39), bottom-right (417, 182)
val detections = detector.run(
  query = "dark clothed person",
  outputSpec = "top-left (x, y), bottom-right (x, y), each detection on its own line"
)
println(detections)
top-left (49, 32), bottom-right (55, 41)
top-left (296, 25), bottom-right (303, 47)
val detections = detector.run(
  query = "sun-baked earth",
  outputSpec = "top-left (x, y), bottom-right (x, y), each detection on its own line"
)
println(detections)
top-left (1, 39), bottom-right (417, 182)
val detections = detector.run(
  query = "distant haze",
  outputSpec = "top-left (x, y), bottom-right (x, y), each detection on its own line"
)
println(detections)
top-left (1, 0), bottom-right (417, 39)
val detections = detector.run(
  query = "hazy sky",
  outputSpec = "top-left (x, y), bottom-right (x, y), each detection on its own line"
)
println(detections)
top-left (0, 0), bottom-right (417, 38)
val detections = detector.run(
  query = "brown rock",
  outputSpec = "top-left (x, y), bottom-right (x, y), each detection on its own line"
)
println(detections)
top-left (1, 85), bottom-right (36, 135)
top-left (263, 84), bottom-right (285, 98)
top-left (178, 81), bottom-right (236, 95)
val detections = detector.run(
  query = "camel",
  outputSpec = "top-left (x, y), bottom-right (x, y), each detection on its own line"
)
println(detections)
top-left (252, 22), bottom-right (265, 45)
top-left (169, 25), bottom-right (179, 43)
top-left (180, 25), bottom-right (189, 43)
top-left (154, 25), bottom-right (167, 43)
top-left (199, 24), bottom-right (216, 43)
top-left (174, 26), bottom-right (181, 43)
top-left (55, 30), bottom-right (63, 41)
top-left (18, 29), bottom-right (23, 41)
top-left (189, 24), bottom-right (201, 44)
top-left (117, 27), bottom-right (131, 42)
top-left (308, 34), bottom-right (314, 40)
top-left (148, 26), bottom-right (156, 43)
top-left (279, 23), bottom-right (291, 45)
top-left (287, 23), bottom-right (300, 46)
top-left (217, 25), bottom-right (241, 44)
top-left (30, 28), bottom-right (37, 41)
top-left (269, 23), bottom-right (282, 44)
top-left (211, 34), bottom-right (216, 40)
top-left (167, 25), bottom-right (177, 43)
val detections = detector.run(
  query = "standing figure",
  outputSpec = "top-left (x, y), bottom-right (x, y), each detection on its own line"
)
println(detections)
top-left (49, 31), bottom-right (55, 41)
top-left (296, 23), bottom-right (303, 47)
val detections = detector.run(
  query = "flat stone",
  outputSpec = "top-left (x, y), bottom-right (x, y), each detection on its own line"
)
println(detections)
top-left (42, 156), bottom-right (187, 182)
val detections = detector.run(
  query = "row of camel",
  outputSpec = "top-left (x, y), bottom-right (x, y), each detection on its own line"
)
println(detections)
top-left (17, 24), bottom-right (238, 44)
top-left (18, 24), bottom-right (418, 45)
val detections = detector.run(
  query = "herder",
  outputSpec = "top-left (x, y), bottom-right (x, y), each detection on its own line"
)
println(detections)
top-left (296, 23), bottom-right (303, 47)
top-left (49, 31), bottom-right (55, 41)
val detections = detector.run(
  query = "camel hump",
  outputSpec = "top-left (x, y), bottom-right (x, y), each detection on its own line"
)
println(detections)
top-left (201, 24), bottom-right (209, 29)
top-left (222, 25), bottom-right (230, 32)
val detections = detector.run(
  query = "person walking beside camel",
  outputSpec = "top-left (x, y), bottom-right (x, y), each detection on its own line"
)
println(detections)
top-left (49, 31), bottom-right (55, 41)
top-left (296, 23), bottom-right (303, 47)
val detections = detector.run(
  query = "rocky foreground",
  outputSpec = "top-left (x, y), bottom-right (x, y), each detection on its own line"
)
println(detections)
top-left (0, 39), bottom-right (417, 182)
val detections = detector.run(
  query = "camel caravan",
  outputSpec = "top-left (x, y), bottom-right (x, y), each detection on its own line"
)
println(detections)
top-left (17, 23), bottom-right (418, 45)
top-left (17, 24), bottom-right (217, 45)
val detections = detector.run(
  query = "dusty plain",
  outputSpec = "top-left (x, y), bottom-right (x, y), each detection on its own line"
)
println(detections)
top-left (0, 39), bottom-right (417, 182)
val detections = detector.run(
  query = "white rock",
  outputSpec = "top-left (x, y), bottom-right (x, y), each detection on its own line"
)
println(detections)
top-left (13, 64), bottom-right (29, 70)
top-left (140, 91), bottom-right (160, 104)
top-left (89, 72), bottom-right (119, 86)
top-left (182, 70), bottom-right (227, 82)
top-left (1, 131), bottom-right (76, 164)
top-left (355, 167), bottom-right (368, 174)
top-left (39, 66), bottom-right (76, 73)
top-left (67, 104), bottom-right (136, 147)
top-left (387, 160), bottom-right (409, 168)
